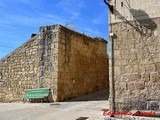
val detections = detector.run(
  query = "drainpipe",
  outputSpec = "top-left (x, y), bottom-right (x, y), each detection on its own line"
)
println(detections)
top-left (104, 0), bottom-right (115, 112)
top-left (109, 33), bottom-right (115, 113)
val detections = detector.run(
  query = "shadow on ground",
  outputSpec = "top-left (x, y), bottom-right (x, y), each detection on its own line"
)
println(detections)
top-left (65, 90), bottom-right (109, 102)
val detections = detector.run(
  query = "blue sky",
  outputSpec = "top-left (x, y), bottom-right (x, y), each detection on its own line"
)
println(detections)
top-left (0, 0), bottom-right (109, 59)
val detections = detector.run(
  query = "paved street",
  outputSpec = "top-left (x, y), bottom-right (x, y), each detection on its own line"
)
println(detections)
top-left (1, 90), bottom-right (160, 120)
top-left (0, 90), bottom-right (109, 120)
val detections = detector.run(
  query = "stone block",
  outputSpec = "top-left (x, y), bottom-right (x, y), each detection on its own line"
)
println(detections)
top-left (135, 81), bottom-right (145, 90)
top-left (145, 64), bottom-right (156, 72)
top-left (150, 72), bottom-right (159, 82)
top-left (128, 82), bottom-right (135, 91)
top-left (129, 73), bottom-right (141, 81)
top-left (119, 83), bottom-right (127, 90)
top-left (147, 101), bottom-right (159, 110)
top-left (141, 72), bottom-right (150, 81)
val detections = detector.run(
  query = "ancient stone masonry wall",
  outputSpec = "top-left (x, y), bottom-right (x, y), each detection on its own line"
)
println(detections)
top-left (0, 24), bottom-right (109, 102)
top-left (39, 25), bottom-right (60, 101)
top-left (109, 18), bottom-right (160, 111)
top-left (0, 35), bottom-right (40, 102)
top-left (0, 61), bottom-right (3, 86)
top-left (0, 25), bottom-right (60, 102)
top-left (57, 26), bottom-right (109, 101)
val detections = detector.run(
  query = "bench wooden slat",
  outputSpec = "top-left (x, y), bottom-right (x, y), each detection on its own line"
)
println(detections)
top-left (23, 88), bottom-right (50, 100)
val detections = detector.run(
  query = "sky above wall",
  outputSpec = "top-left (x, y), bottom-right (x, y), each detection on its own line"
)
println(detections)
top-left (0, 0), bottom-right (109, 59)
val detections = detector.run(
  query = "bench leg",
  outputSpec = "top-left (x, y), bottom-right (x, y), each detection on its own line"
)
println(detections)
top-left (23, 98), bottom-right (26, 103)
top-left (23, 98), bottom-right (24, 103)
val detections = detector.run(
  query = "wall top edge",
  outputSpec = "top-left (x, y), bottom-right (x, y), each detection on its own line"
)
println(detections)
top-left (40, 24), bottom-right (108, 44)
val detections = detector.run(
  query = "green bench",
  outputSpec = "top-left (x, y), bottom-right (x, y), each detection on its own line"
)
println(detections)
top-left (23, 88), bottom-right (50, 102)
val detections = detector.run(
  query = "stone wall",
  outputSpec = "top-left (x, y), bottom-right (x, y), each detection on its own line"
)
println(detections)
top-left (109, 17), bottom-right (160, 111)
top-left (57, 26), bottom-right (109, 101)
top-left (0, 24), bottom-right (109, 102)
top-left (0, 35), bottom-right (40, 102)
top-left (38, 25), bottom-right (60, 101)
top-left (109, 0), bottom-right (160, 23)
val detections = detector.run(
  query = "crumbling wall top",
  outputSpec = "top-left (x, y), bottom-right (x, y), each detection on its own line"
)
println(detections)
top-left (58, 24), bottom-right (108, 44)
